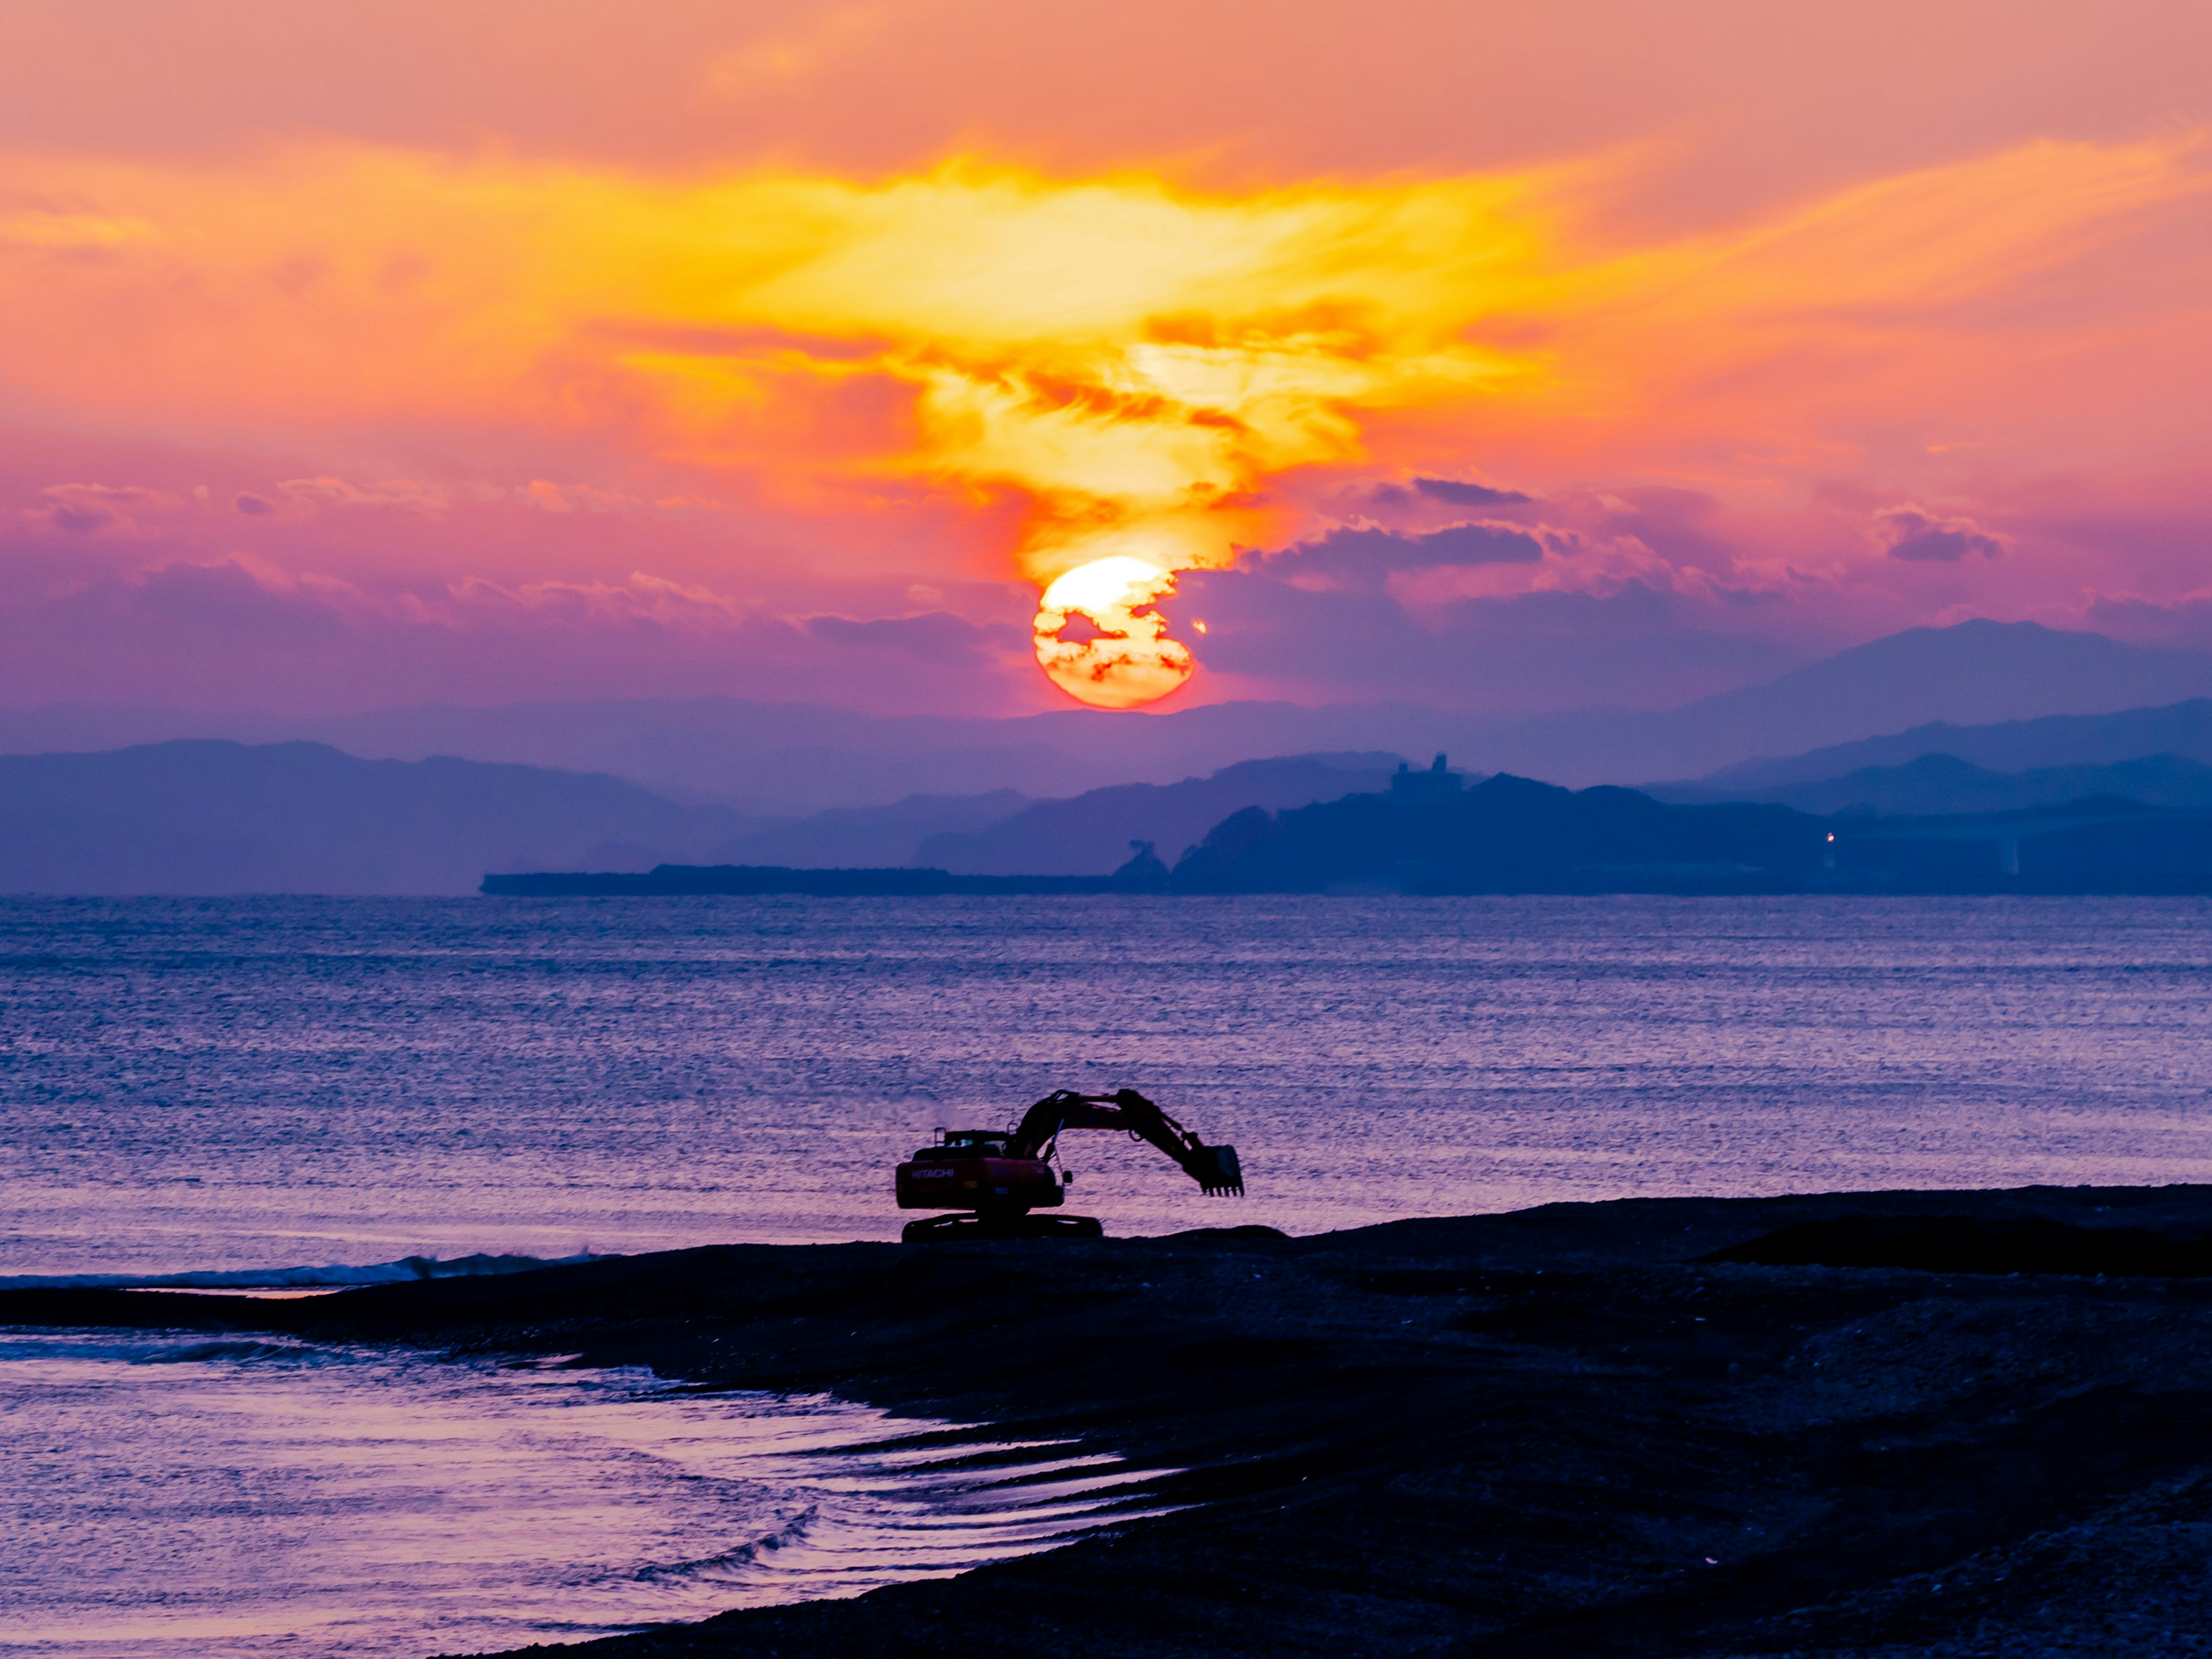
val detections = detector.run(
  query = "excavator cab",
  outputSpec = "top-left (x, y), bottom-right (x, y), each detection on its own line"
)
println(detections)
top-left (934, 1129), bottom-right (1010, 1155)
top-left (895, 1088), bottom-right (1242, 1241)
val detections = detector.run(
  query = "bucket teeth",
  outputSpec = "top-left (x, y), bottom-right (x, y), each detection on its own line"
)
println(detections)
top-left (1196, 1144), bottom-right (1244, 1196)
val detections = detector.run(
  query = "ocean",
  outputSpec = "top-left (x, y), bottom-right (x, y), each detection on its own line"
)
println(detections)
top-left (6, 893), bottom-right (2210, 1656)
top-left (5, 894), bottom-right (2209, 1279)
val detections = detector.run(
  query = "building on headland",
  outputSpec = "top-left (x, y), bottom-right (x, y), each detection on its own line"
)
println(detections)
top-left (1390, 753), bottom-right (1464, 799)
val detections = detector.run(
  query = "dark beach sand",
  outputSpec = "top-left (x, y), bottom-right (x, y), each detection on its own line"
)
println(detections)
top-left (12, 1185), bottom-right (2212, 1657)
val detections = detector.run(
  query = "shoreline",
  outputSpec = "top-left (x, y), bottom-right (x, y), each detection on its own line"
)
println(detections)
top-left (11, 1183), bottom-right (2212, 1655)
top-left (481, 863), bottom-right (2212, 897)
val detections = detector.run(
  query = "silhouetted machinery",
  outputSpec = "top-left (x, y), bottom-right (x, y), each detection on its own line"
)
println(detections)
top-left (895, 1088), bottom-right (1243, 1240)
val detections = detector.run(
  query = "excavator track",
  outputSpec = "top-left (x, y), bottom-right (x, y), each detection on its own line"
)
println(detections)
top-left (900, 1213), bottom-right (1107, 1242)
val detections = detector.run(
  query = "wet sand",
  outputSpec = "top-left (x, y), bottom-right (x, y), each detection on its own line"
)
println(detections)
top-left (12, 1184), bottom-right (2212, 1656)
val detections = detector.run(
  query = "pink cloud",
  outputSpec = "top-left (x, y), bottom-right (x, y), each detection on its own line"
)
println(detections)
top-left (0, 8), bottom-right (2209, 718)
top-left (276, 476), bottom-right (449, 512)
top-left (441, 569), bottom-right (743, 629)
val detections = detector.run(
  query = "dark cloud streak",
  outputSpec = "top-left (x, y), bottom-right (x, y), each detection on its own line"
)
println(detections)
top-left (1414, 476), bottom-right (1531, 506)
top-left (1258, 521), bottom-right (1543, 588)
top-left (1878, 505), bottom-right (2005, 563)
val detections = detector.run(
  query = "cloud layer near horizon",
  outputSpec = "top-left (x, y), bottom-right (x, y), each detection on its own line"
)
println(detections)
top-left (3, 1), bottom-right (2211, 717)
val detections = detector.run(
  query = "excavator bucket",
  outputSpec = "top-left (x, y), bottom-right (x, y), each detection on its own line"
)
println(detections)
top-left (1194, 1143), bottom-right (1244, 1196)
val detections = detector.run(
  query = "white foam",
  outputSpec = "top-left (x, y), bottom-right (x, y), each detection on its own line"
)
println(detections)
top-left (0, 1250), bottom-right (605, 1292)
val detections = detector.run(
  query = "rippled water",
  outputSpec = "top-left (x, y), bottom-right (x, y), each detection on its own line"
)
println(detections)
top-left (3, 895), bottom-right (2210, 1277)
top-left (5, 896), bottom-right (2210, 1654)
top-left (0, 1329), bottom-right (1175, 1657)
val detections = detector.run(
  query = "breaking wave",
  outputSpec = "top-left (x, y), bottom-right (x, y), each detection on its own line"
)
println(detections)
top-left (0, 1249), bottom-right (604, 1292)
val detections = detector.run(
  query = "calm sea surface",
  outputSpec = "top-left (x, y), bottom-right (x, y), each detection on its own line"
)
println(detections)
top-left (4, 895), bottom-right (2210, 1278)
top-left (4, 895), bottom-right (2210, 1656)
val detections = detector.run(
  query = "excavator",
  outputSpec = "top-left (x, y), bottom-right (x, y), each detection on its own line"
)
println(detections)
top-left (895, 1088), bottom-right (1243, 1240)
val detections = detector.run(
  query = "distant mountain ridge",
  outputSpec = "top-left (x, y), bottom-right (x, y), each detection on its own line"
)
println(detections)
top-left (914, 753), bottom-right (1403, 874)
top-left (0, 741), bottom-right (763, 895)
top-left (1671, 699), bottom-right (2212, 794)
top-left (0, 741), bottom-right (1408, 894)
top-left (13, 620), bottom-right (2212, 894)
top-left (1461, 622), bottom-right (2212, 789)
top-left (0, 696), bottom-right (1471, 815)
top-left (1652, 621), bottom-right (2212, 758)
top-left (8, 620), bottom-right (2212, 808)
top-left (1654, 751), bottom-right (2212, 817)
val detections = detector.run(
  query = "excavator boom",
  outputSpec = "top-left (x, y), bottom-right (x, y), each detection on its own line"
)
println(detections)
top-left (1009, 1088), bottom-right (1244, 1195)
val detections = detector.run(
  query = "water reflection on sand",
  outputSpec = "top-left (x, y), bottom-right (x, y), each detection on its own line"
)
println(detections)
top-left (0, 1330), bottom-right (1176, 1658)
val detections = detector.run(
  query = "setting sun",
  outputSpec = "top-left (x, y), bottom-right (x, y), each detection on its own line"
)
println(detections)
top-left (1032, 555), bottom-right (1194, 709)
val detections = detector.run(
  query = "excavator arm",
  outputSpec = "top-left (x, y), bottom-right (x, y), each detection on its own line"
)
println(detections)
top-left (1008, 1088), bottom-right (1244, 1196)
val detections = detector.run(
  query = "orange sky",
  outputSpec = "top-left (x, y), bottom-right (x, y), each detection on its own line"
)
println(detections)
top-left (2, 0), bottom-right (2209, 713)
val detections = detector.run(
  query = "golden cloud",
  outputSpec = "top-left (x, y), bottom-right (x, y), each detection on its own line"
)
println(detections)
top-left (0, 134), bottom-right (2204, 703)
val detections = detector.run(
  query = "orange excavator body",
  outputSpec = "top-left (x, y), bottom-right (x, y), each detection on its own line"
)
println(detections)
top-left (896, 1137), bottom-right (1066, 1213)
